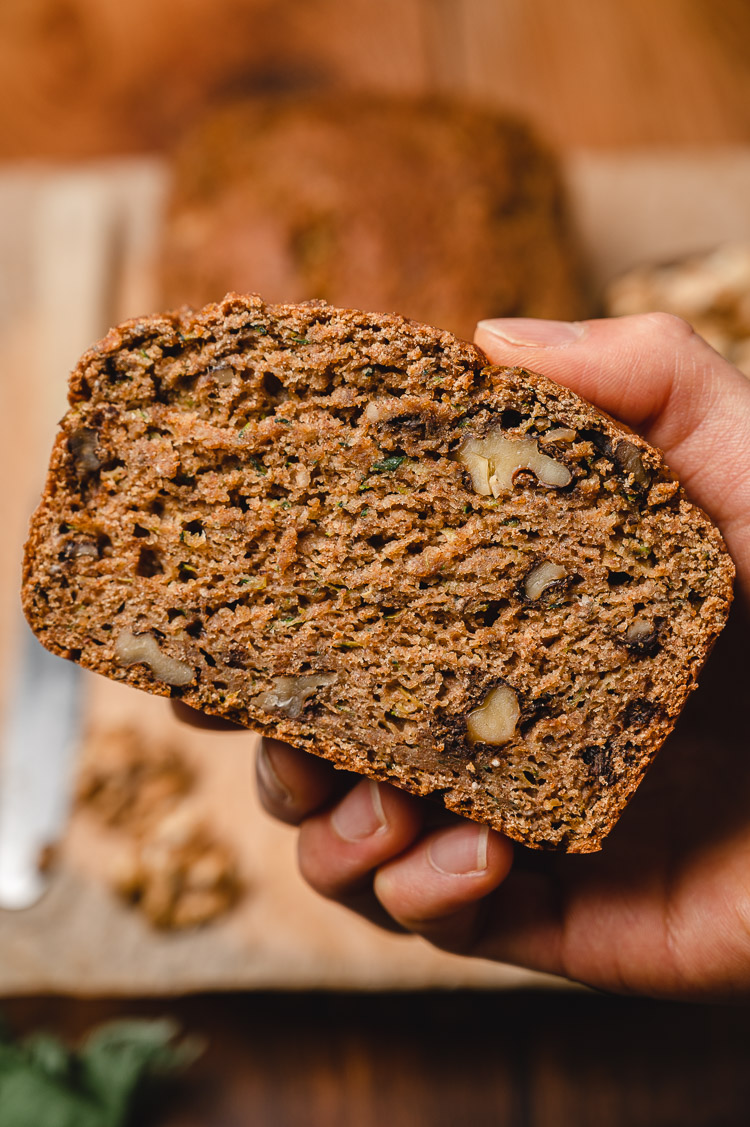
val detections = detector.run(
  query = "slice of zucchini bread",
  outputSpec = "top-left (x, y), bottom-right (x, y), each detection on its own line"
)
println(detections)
top-left (22, 295), bottom-right (734, 852)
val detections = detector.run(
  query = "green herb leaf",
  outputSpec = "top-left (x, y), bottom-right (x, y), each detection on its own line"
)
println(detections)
top-left (0, 1018), bottom-right (199, 1127)
top-left (370, 456), bottom-right (406, 474)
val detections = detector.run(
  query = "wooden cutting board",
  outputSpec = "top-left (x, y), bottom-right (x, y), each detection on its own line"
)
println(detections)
top-left (1, 150), bottom-right (749, 994)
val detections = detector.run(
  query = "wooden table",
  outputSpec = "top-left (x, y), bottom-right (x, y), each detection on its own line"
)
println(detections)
top-left (5, 989), bottom-right (750, 1126)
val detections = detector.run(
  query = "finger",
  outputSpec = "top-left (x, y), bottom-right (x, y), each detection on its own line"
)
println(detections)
top-left (469, 865), bottom-right (568, 978)
top-left (372, 822), bottom-right (514, 953)
top-left (171, 700), bottom-right (244, 731)
top-left (329, 888), bottom-right (411, 935)
top-left (475, 313), bottom-right (750, 587)
top-left (297, 779), bottom-right (425, 899)
top-left (256, 739), bottom-right (344, 825)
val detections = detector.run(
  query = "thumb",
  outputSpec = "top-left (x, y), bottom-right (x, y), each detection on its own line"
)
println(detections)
top-left (475, 313), bottom-right (750, 592)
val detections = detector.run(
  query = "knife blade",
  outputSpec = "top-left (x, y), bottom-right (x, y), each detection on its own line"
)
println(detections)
top-left (0, 612), bottom-right (84, 909)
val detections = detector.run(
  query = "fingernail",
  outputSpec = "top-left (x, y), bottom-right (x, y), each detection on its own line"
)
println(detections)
top-left (428, 824), bottom-right (489, 876)
top-left (477, 317), bottom-right (586, 347)
top-left (257, 742), bottom-right (293, 806)
top-left (332, 781), bottom-right (388, 842)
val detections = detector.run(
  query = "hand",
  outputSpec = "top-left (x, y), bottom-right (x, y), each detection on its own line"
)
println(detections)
top-left (181, 314), bottom-right (750, 1000)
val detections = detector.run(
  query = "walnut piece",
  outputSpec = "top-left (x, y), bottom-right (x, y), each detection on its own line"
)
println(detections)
top-left (112, 805), bottom-right (240, 930)
top-left (458, 430), bottom-right (572, 496)
top-left (523, 561), bottom-right (568, 601)
top-left (541, 427), bottom-right (577, 444)
top-left (613, 440), bottom-right (651, 489)
top-left (626, 614), bottom-right (653, 643)
top-left (364, 400), bottom-right (397, 423)
top-left (68, 427), bottom-right (101, 474)
top-left (60, 539), bottom-right (99, 560)
top-left (115, 630), bottom-right (194, 687)
top-left (622, 614), bottom-right (660, 657)
top-left (77, 727), bottom-right (193, 833)
top-left (256, 672), bottom-right (337, 719)
top-left (79, 725), bottom-right (241, 931)
top-left (467, 684), bottom-right (520, 746)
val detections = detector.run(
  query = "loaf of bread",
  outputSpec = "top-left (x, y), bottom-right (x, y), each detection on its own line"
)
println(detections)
top-left (160, 95), bottom-right (591, 340)
top-left (23, 295), bottom-right (733, 851)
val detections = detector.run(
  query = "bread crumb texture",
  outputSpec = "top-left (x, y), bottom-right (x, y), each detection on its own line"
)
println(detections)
top-left (23, 295), bottom-right (734, 852)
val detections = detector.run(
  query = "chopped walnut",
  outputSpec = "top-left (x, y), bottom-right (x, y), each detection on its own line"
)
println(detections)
top-left (115, 630), bottom-right (194, 687)
top-left (613, 440), bottom-right (651, 489)
top-left (364, 400), bottom-right (398, 423)
top-left (523, 561), bottom-right (568, 601)
top-left (622, 614), bottom-right (660, 657)
top-left (541, 427), bottom-right (577, 444)
top-left (68, 427), bottom-right (101, 474)
top-left (458, 430), bottom-right (572, 496)
top-left (626, 615), bottom-right (653, 643)
top-left (112, 805), bottom-right (240, 930)
top-left (466, 684), bottom-right (520, 746)
top-left (78, 725), bottom-right (241, 930)
top-left (256, 672), bottom-right (337, 719)
top-left (77, 727), bottom-right (193, 834)
top-left (60, 539), bottom-right (100, 560)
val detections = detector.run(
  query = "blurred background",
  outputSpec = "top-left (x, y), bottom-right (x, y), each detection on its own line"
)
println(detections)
top-left (2, 1), bottom-right (750, 1124)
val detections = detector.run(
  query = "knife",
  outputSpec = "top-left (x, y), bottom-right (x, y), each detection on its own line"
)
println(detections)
top-left (0, 611), bottom-right (84, 909)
